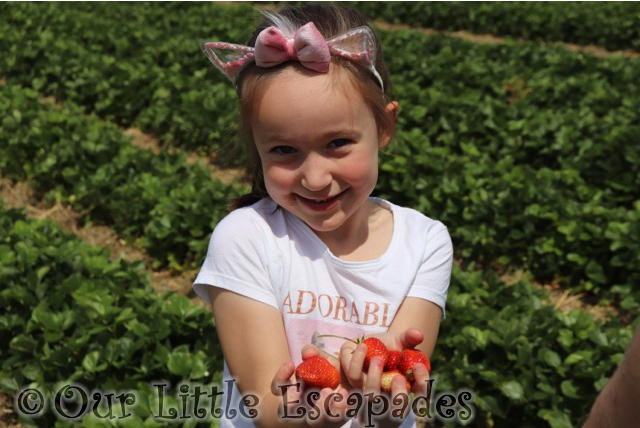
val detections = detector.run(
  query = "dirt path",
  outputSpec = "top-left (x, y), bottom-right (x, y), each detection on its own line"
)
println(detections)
top-left (373, 21), bottom-right (640, 59)
top-left (0, 178), bottom-right (206, 302)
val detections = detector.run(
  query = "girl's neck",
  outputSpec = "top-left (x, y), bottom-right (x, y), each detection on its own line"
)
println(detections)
top-left (313, 199), bottom-right (393, 262)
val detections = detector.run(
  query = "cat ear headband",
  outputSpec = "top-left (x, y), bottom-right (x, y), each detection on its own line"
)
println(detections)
top-left (200, 22), bottom-right (384, 91)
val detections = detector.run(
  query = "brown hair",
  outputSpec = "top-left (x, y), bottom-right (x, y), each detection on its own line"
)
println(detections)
top-left (228, 4), bottom-right (394, 211)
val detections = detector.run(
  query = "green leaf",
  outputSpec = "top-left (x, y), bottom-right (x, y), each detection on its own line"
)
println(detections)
top-left (557, 329), bottom-right (574, 348)
top-left (43, 330), bottom-right (63, 342)
top-left (585, 260), bottom-right (606, 284)
top-left (462, 326), bottom-right (489, 349)
top-left (500, 380), bottom-right (524, 401)
top-left (82, 350), bottom-right (107, 373)
top-left (0, 376), bottom-right (20, 393)
top-left (565, 353), bottom-right (584, 365)
top-left (561, 380), bottom-right (581, 398)
top-left (21, 363), bottom-right (42, 381)
top-left (115, 307), bottom-right (136, 323)
top-left (125, 319), bottom-right (151, 337)
top-left (167, 351), bottom-right (192, 378)
top-left (540, 348), bottom-right (562, 368)
top-left (590, 330), bottom-right (609, 347)
top-left (538, 408), bottom-right (574, 428)
top-left (9, 334), bottom-right (37, 353)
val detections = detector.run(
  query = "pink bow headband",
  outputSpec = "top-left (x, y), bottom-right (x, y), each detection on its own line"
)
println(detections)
top-left (201, 22), bottom-right (384, 90)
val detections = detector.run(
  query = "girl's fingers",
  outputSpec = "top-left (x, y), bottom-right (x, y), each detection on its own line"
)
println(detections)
top-left (364, 356), bottom-right (384, 395)
top-left (303, 344), bottom-right (342, 373)
top-left (399, 327), bottom-right (424, 350)
top-left (324, 387), bottom-right (348, 423)
top-left (390, 374), bottom-right (411, 420)
top-left (411, 363), bottom-right (430, 395)
top-left (411, 363), bottom-right (431, 420)
top-left (301, 344), bottom-right (322, 359)
top-left (271, 361), bottom-right (296, 396)
top-left (346, 343), bottom-right (368, 389)
top-left (306, 388), bottom-right (333, 427)
top-left (302, 344), bottom-right (336, 361)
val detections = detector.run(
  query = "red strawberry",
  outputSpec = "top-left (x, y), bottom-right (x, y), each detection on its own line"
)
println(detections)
top-left (398, 349), bottom-right (430, 382)
top-left (384, 350), bottom-right (401, 371)
top-left (362, 337), bottom-right (389, 371)
top-left (380, 370), bottom-right (411, 393)
top-left (295, 357), bottom-right (340, 390)
top-left (318, 334), bottom-right (389, 372)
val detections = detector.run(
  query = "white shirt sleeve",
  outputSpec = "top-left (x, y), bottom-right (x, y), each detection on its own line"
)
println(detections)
top-left (192, 210), bottom-right (279, 309)
top-left (406, 225), bottom-right (454, 320)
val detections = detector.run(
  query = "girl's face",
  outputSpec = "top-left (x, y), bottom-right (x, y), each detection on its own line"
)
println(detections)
top-left (252, 66), bottom-right (394, 241)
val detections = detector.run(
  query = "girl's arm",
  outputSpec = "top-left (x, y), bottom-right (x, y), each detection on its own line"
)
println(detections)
top-left (209, 287), bottom-right (348, 428)
top-left (330, 298), bottom-right (441, 428)
top-left (581, 324), bottom-right (640, 428)
top-left (387, 297), bottom-right (442, 359)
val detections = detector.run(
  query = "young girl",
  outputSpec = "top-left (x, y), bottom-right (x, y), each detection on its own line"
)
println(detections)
top-left (193, 4), bottom-right (453, 428)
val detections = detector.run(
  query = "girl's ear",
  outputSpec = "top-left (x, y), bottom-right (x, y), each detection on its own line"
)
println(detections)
top-left (379, 101), bottom-right (400, 149)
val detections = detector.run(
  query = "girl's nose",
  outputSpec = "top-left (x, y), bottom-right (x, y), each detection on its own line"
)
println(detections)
top-left (300, 153), bottom-right (332, 191)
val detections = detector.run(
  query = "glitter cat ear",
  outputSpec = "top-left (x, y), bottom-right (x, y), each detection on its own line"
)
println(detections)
top-left (201, 25), bottom-right (384, 90)
top-left (327, 26), bottom-right (384, 90)
top-left (200, 41), bottom-right (255, 81)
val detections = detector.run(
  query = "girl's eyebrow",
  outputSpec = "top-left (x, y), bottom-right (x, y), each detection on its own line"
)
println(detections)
top-left (261, 129), bottom-right (360, 144)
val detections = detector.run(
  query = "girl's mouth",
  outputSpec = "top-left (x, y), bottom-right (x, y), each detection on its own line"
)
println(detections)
top-left (298, 190), bottom-right (346, 211)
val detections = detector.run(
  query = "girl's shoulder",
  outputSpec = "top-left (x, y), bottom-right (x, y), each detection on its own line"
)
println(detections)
top-left (213, 197), bottom-right (284, 239)
top-left (373, 197), bottom-right (448, 236)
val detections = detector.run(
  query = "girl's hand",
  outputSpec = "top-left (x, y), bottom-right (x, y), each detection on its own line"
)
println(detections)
top-left (340, 327), bottom-right (425, 390)
top-left (270, 357), bottom-right (350, 426)
top-left (359, 356), bottom-right (416, 427)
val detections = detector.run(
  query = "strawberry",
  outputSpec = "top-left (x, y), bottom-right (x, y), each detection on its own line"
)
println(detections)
top-left (317, 334), bottom-right (389, 372)
top-left (398, 349), bottom-right (430, 382)
top-left (380, 370), bottom-right (411, 393)
top-left (295, 357), bottom-right (340, 390)
top-left (362, 337), bottom-right (389, 371)
top-left (384, 350), bottom-right (401, 371)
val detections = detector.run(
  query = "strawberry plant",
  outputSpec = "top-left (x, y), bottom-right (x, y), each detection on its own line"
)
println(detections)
top-left (347, 1), bottom-right (640, 51)
top-left (0, 83), bottom-right (247, 271)
top-left (0, 201), bottom-right (223, 427)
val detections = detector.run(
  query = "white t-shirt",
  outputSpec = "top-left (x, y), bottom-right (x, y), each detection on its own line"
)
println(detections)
top-left (193, 196), bottom-right (453, 428)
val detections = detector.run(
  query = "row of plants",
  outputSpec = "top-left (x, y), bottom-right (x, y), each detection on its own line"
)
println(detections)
top-left (2, 1), bottom-right (636, 166)
top-left (0, 199), bottom-right (222, 427)
top-left (0, 83), bottom-right (246, 271)
top-left (347, 1), bottom-right (640, 51)
top-left (0, 200), bottom-right (634, 428)
top-left (0, 1), bottom-right (255, 158)
top-left (377, 32), bottom-right (640, 308)
top-left (438, 267), bottom-right (634, 428)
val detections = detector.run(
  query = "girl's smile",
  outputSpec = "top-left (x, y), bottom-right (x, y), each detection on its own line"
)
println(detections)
top-left (252, 65), bottom-right (394, 246)
top-left (297, 188), bottom-right (348, 212)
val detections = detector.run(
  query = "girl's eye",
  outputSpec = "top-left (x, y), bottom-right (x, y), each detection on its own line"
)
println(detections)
top-left (330, 139), bottom-right (352, 148)
top-left (271, 146), bottom-right (296, 155)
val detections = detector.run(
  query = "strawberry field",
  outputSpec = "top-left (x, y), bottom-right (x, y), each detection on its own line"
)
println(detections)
top-left (1, 2), bottom-right (639, 428)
